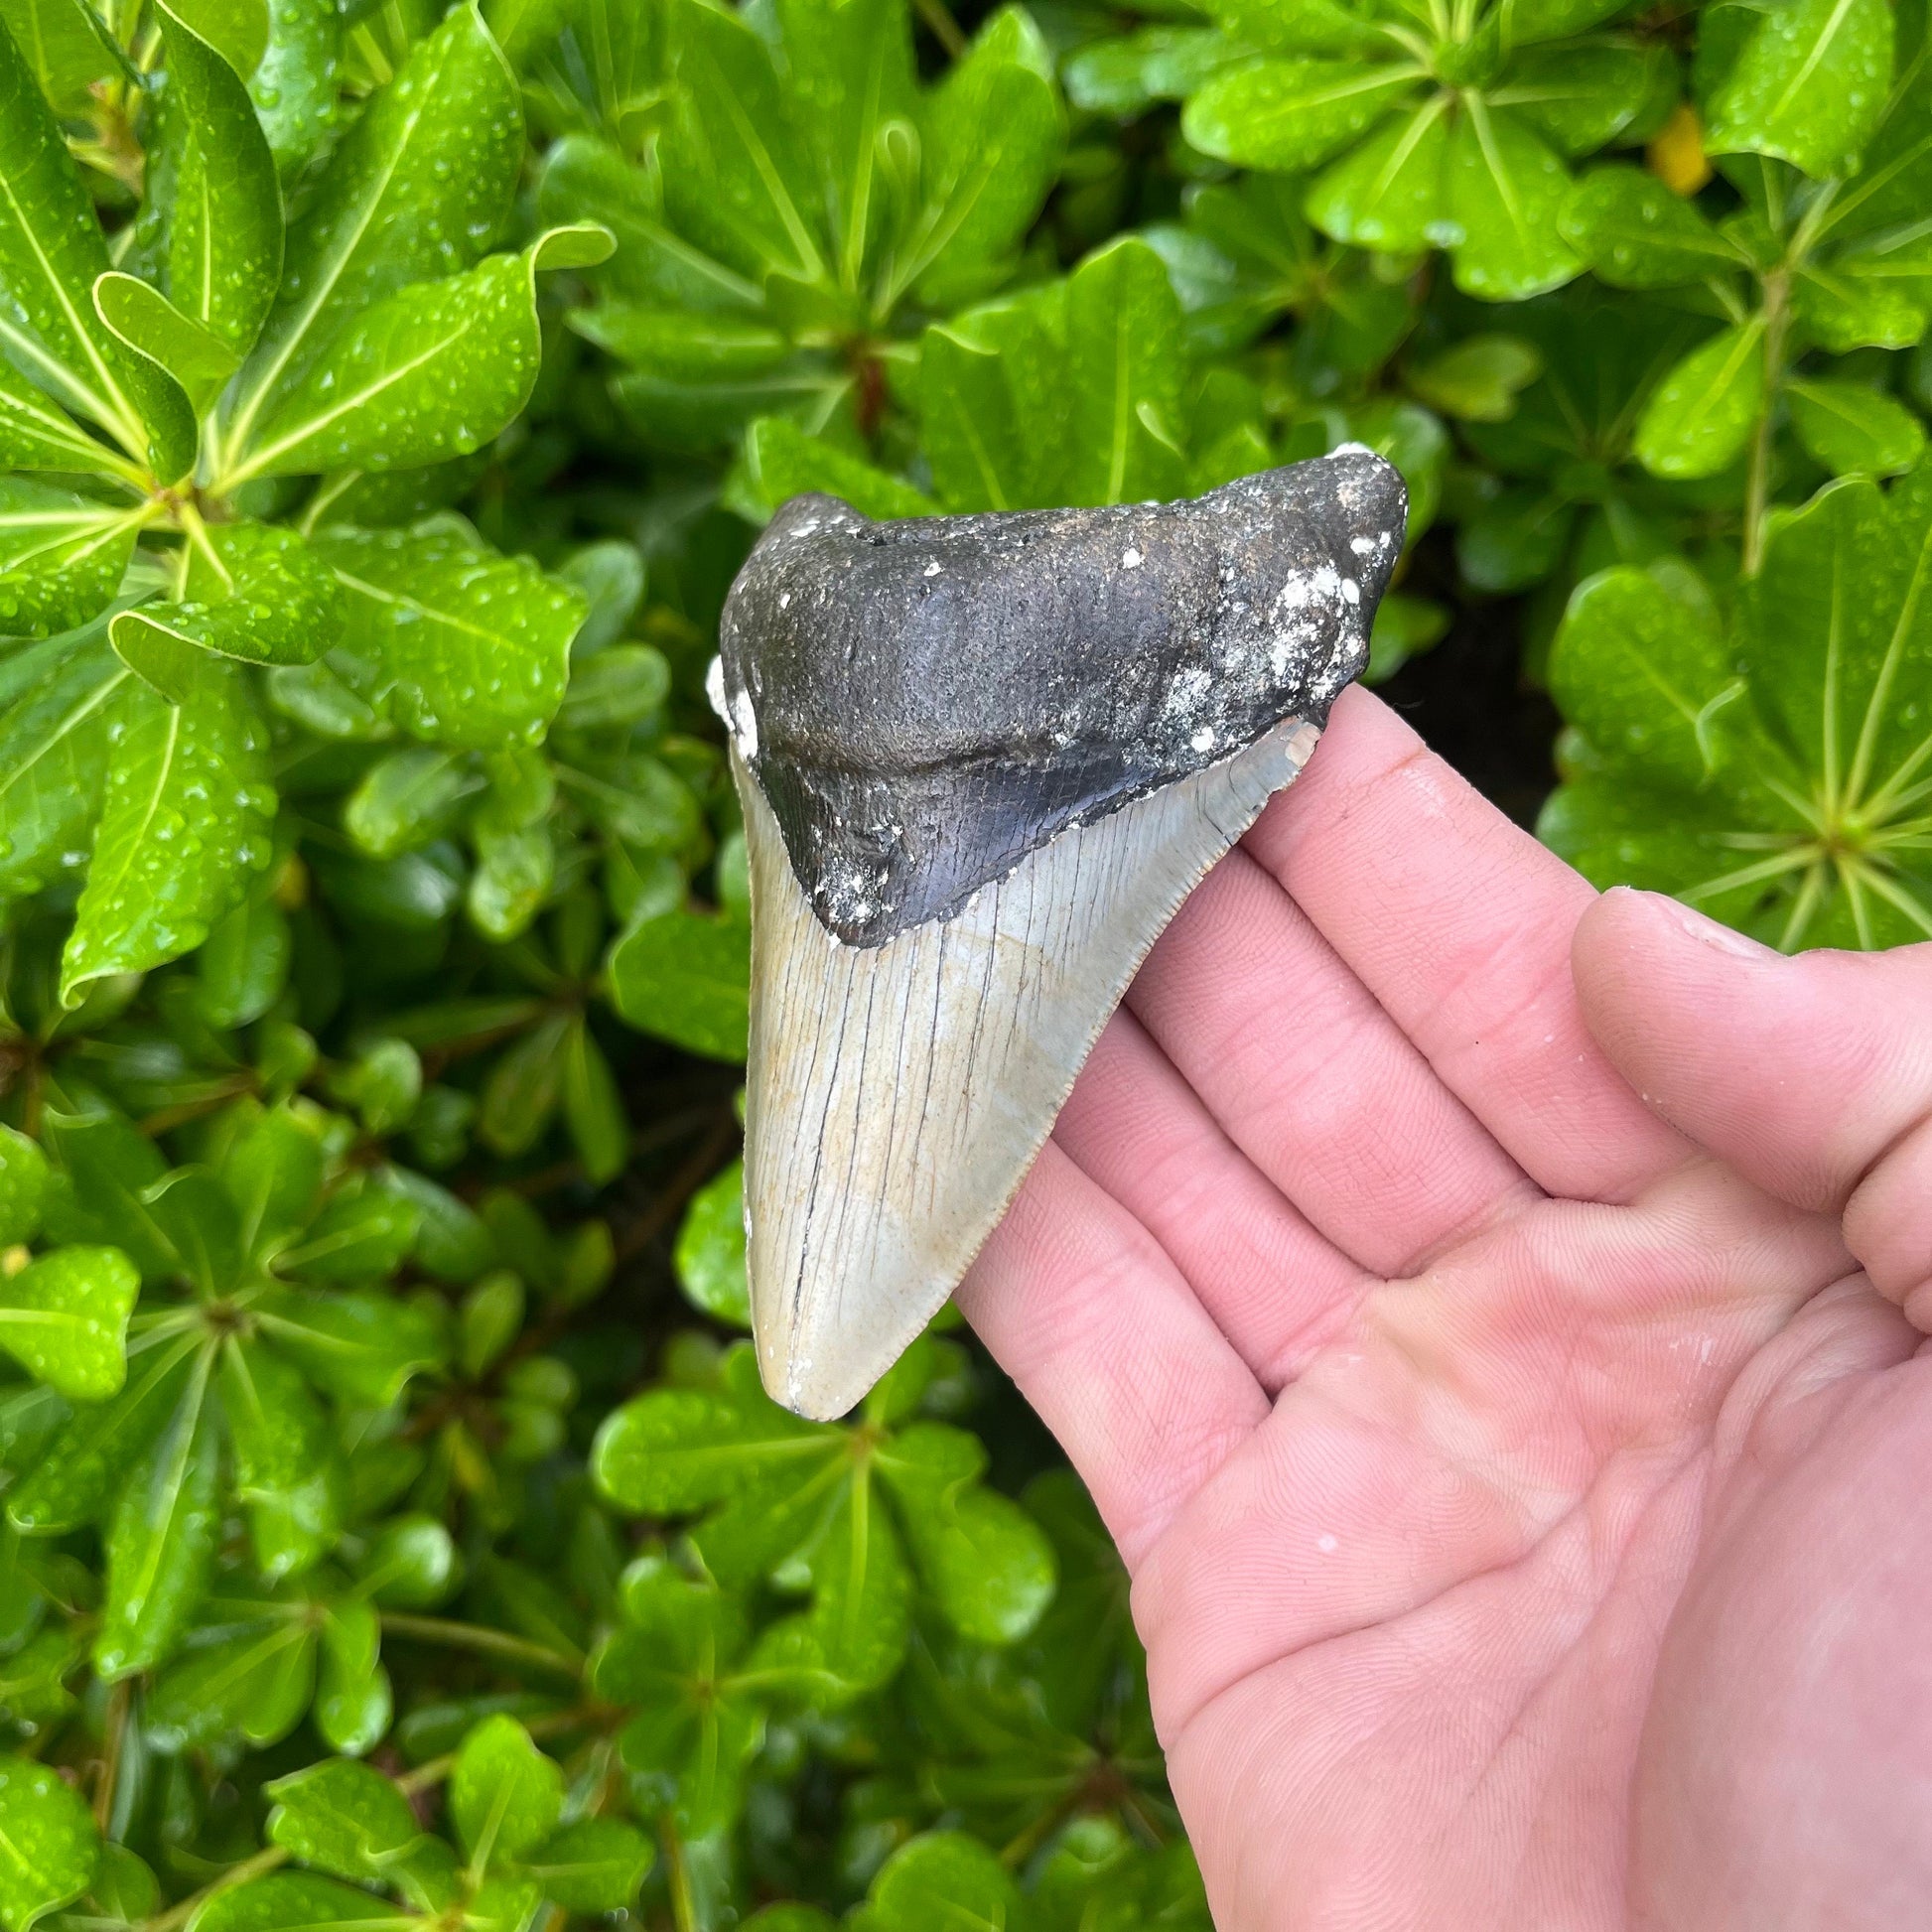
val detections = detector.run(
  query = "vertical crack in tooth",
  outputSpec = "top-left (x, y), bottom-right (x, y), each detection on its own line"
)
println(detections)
top-left (738, 717), bottom-right (1321, 1420)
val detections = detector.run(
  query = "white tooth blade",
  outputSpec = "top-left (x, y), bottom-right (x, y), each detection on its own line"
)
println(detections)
top-left (739, 716), bottom-right (1321, 1420)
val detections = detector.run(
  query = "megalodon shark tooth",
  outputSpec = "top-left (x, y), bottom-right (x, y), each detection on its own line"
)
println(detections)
top-left (711, 450), bottom-right (1408, 1419)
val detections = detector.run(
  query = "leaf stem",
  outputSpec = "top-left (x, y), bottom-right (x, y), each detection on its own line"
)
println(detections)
top-left (910, 0), bottom-right (964, 58)
top-left (377, 1611), bottom-right (585, 1678)
top-left (1742, 269), bottom-right (1791, 577)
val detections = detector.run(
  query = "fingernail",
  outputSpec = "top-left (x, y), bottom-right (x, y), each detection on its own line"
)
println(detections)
top-left (1651, 892), bottom-right (1777, 960)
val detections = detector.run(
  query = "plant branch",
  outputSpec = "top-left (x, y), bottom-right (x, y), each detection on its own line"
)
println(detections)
top-left (1743, 270), bottom-right (1791, 577)
top-left (378, 1611), bottom-right (585, 1678)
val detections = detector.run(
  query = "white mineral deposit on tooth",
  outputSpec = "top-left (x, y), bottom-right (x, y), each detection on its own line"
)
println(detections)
top-left (718, 453), bottom-right (1409, 1420)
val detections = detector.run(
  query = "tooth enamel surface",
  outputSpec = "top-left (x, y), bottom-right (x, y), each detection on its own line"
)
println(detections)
top-left (719, 454), bottom-right (1410, 1416)
top-left (738, 718), bottom-right (1320, 1421)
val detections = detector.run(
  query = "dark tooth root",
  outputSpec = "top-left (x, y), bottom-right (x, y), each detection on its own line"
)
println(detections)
top-left (717, 452), bottom-right (1408, 948)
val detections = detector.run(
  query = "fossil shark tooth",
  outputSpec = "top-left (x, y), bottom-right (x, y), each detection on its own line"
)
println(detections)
top-left (715, 450), bottom-right (1408, 1420)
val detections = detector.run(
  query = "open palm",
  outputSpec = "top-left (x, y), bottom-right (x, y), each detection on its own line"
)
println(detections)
top-left (959, 687), bottom-right (1932, 1931)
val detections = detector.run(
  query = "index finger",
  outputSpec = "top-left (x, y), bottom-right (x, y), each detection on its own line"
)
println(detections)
top-left (1243, 687), bottom-right (1690, 1201)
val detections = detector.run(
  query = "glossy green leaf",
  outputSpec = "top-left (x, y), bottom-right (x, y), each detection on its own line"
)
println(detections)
top-left (265, 1758), bottom-right (423, 1880)
top-left (523, 1820), bottom-right (654, 1912)
top-left (608, 903), bottom-right (749, 1061)
top-left (0, 483), bottom-right (140, 640)
top-left (221, 2), bottom-right (524, 454)
top-left (1405, 334), bottom-right (1542, 421)
top-left (675, 1158), bottom-right (748, 1326)
top-left (250, 0), bottom-right (337, 175)
top-left (234, 230), bottom-right (609, 483)
top-left (60, 659), bottom-right (276, 1004)
top-left (1183, 58), bottom-right (1422, 173)
top-left (254, 1287), bottom-right (445, 1406)
top-left (1633, 319), bottom-right (1764, 479)
top-left (221, 1335), bottom-right (343, 1579)
top-left (1786, 377), bottom-right (1926, 477)
top-left (315, 1597), bottom-right (392, 1754)
top-left (1445, 102), bottom-right (1581, 300)
top-left (591, 1378), bottom-right (825, 1517)
top-left (92, 273), bottom-right (240, 416)
top-left (1550, 564), bottom-right (1742, 783)
top-left (0, 1756), bottom-right (97, 1932)
top-left (345, 750), bottom-right (471, 858)
top-left (902, 7), bottom-right (1063, 306)
top-left (316, 521), bottom-right (583, 750)
top-left (1306, 93), bottom-right (1452, 255)
top-left (0, 1246), bottom-right (137, 1401)
top-left (146, 1609), bottom-right (317, 1750)
top-left (0, 355), bottom-right (122, 474)
top-left (354, 1512), bottom-right (460, 1608)
top-left (861, 1833), bottom-right (1022, 1932)
top-left (159, 0), bottom-right (284, 356)
top-left (735, 417), bottom-right (936, 522)
top-left (0, 1127), bottom-right (48, 1247)
top-left (191, 1873), bottom-right (404, 1932)
top-left (1559, 166), bottom-right (1745, 287)
top-left (1704, 0), bottom-right (1892, 178)
top-left (0, 0), bottom-right (121, 113)
top-left (38, 1109), bottom-right (174, 1281)
top-left (878, 1423), bottom-right (1055, 1645)
top-left (450, 1714), bottom-right (564, 1865)
top-left (0, 17), bottom-right (161, 467)
top-left (1063, 237), bottom-right (1187, 505)
top-left (93, 1356), bottom-right (219, 1677)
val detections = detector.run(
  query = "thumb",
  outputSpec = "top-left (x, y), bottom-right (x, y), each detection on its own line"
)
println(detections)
top-left (1572, 889), bottom-right (1932, 1321)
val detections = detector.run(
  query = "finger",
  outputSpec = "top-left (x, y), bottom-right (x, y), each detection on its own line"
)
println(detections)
top-left (1245, 687), bottom-right (1690, 1200)
top-left (1573, 890), bottom-right (1932, 1315)
top-left (1052, 1008), bottom-right (1374, 1387)
top-left (1128, 842), bottom-right (1536, 1279)
top-left (956, 1138), bottom-right (1269, 1570)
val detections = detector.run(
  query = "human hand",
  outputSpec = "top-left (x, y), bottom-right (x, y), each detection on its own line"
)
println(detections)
top-left (958, 685), bottom-right (1932, 1931)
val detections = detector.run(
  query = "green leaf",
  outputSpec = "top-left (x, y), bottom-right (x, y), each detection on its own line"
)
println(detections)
top-left (1633, 319), bottom-right (1765, 479)
top-left (0, 1127), bottom-right (48, 1247)
top-left (354, 1512), bottom-right (460, 1608)
top-left (345, 750), bottom-right (472, 858)
top-left (1786, 377), bottom-right (1926, 477)
top-left (1559, 166), bottom-right (1745, 288)
top-left (254, 1287), bottom-right (445, 1406)
top-left (0, 1756), bottom-right (97, 1932)
top-left (221, 2), bottom-right (525, 455)
top-left (862, 1833), bottom-right (1023, 1932)
top-left (608, 903), bottom-right (749, 1061)
top-left (1405, 334), bottom-right (1542, 422)
top-left (1183, 58), bottom-right (1423, 173)
top-left (146, 1610), bottom-right (317, 1751)
top-left (657, 0), bottom-right (823, 290)
top-left (1551, 564), bottom-right (1743, 783)
top-left (112, 523), bottom-right (345, 699)
top-left (1444, 102), bottom-right (1581, 301)
top-left (190, 1873), bottom-right (404, 1932)
top-left (0, 0), bottom-right (122, 114)
top-left (450, 1714), bottom-right (564, 1866)
top-left (0, 482), bottom-right (140, 640)
top-left (591, 1380), bottom-right (826, 1517)
top-left (1306, 93), bottom-right (1452, 255)
top-left (316, 521), bottom-right (583, 750)
top-left (777, 1460), bottom-right (911, 1693)
top-left (158, 0), bottom-right (284, 356)
top-left (675, 1159), bottom-right (748, 1327)
top-left (1705, 0), bottom-right (1893, 179)
top-left (166, 0), bottom-right (268, 78)
top-left (265, 1759), bottom-right (423, 1881)
top-left (734, 417), bottom-right (936, 522)
top-left (561, 1016), bottom-right (627, 1184)
top-left (92, 273), bottom-right (240, 416)
top-left (60, 659), bottom-right (276, 1004)
top-left (0, 1246), bottom-right (137, 1401)
top-left (0, 354), bottom-right (123, 474)
top-left (0, 624), bottom-right (119, 898)
top-left (1063, 237), bottom-right (1187, 506)
top-left (40, 1109), bottom-right (174, 1279)
top-left (220, 1335), bottom-right (343, 1579)
top-left (315, 1597), bottom-right (391, 1754)
top-left (522, 1819), bottom-right (654, 1912)
top-left (93, 1355), bottom-right (219, 1677)
top-left (0, 16), bottom-right (166, 469)
top-left (902, 7), bottom-right (1063, 306)
top-left (196, 887), bottom-right (291, 1027)
top-left (250, 0), bottom-right (338, 176)
top-left (878, 1423), bottom-right (1056, 1645)
top-left (233, 231), bottom-right (606, 483)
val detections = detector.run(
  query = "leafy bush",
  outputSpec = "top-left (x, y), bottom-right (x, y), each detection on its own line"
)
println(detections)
top-left (0, 0), bottom-right (1926, 1924)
